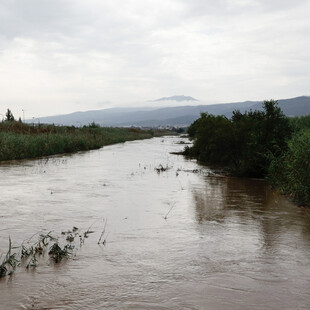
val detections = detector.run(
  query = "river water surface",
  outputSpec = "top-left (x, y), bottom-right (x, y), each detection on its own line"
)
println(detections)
top-left (0, 136), bottom-right (310, 310)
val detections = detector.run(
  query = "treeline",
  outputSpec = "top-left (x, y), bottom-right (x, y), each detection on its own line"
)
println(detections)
top-left (0, 120), bottom-right (163, 161)
top-left (184, 100), bottom-right (310, 206)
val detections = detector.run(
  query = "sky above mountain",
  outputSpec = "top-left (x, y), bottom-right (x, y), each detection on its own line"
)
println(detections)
top-left (0, 0), bottom-right (309, 119)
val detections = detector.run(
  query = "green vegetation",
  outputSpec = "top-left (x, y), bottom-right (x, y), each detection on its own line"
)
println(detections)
top-left (289, 114), bottom-right (310, 132)
top-left (0, 119), bottom-right (166, 161)
top-left (185, 100), bottom-right (291, 178)
top-left (268, 115), bottom-right (310, 205)
top-left (0, 224), bottom-right (104, 278)
top-left (5, 109), bottom-right (15, 122)
top-left (184, 101), bottom-right (310, 206)
top-left (0, 237), bottom-right (18, 278)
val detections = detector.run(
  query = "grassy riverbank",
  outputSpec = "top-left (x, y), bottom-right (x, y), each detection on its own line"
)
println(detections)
top-left (184, 101), bottom-right (310, 206)
top-left (0, 121), bottom-right (167, 161)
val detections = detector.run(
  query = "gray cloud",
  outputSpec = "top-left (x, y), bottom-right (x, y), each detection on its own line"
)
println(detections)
top-left (0, 0), bottom-right (309, 117)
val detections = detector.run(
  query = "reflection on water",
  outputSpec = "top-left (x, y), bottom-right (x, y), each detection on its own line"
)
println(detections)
top-left (0, 137), bottom-right (310, 310)
top-left (193, 174), bottom-right (310, 249)
top-left (193, 176), bottom-right (267, 222)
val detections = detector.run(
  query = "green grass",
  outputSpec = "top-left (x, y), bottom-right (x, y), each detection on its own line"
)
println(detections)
top-left (0, 122), bottom-right (168, 161)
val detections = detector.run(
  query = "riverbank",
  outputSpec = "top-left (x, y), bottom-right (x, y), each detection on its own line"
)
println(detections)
top-left (0, 121), bottom-right (170, 161)
top-left (184, 101), bottom-right (310, 206)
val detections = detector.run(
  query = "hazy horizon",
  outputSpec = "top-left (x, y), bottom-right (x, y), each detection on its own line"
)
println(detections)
top-left (28, 94), bottom-right (309, 120)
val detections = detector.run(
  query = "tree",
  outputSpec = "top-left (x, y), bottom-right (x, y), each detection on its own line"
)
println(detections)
top-left (185, 113), bottom-right (234, 165)
top-left (5, 109), bottom-right (15, 122)
top-left (184, 100), bottom-right (291, 178)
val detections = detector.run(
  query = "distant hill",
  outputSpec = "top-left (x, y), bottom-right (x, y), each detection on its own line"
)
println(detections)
top-left (251, 96), bottom-right (310, 117)
top-left (152, 95), bottom-right (198, 102)
top-left (35, 96), bottom-right (310, 127)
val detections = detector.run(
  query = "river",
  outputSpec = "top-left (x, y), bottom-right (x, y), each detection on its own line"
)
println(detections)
top-left (0, 136), bottom-right (310, 309)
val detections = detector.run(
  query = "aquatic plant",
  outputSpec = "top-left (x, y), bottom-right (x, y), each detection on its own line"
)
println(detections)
top-left (155, 164), bottom-right (171, 173)
top-left (0, 225), bottom-right (101, 279)
top-left (48, 243), bottom-right (71, 263)
top-left (98, 219), bottom-right (108, 245)
top-left (0, 237), bottom-right (19, 277)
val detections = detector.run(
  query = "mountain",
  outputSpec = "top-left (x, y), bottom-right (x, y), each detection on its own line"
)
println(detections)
top-left (251, 96), bottom-right (310, 117)
top-left (35, 96), bottom-right (310, 127)
top-left (152, 95), bottom-right (198, 102)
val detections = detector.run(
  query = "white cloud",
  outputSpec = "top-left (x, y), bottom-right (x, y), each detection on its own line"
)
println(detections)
top-left (0, 0), bottom-right (309, 117)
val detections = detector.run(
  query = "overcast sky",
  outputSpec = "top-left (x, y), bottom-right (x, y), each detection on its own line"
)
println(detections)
top-left (0, 0), bottom-right (309, 118)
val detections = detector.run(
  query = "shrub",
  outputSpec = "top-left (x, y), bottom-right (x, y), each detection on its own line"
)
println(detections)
top-left (185, 100), bottom-right (291, 177)
top-left (268, 129), bottom-right (310, 206)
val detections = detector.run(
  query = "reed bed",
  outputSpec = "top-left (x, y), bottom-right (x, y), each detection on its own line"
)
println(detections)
top-left (0, 122), bottom-right (165, 161)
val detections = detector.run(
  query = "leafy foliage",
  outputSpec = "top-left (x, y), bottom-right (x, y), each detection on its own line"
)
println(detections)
top-left (185, 100), bottom-right (291, 178)
top-left (289, 114), bottom-right (310, 133)
top-left (268, 129), bottom-right (310, 205)
top-left (185, 113), bottom-right (234, 166)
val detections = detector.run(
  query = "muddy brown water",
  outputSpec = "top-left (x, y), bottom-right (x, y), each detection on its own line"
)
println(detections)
top-left (0, 136), bottom-right (310, 310)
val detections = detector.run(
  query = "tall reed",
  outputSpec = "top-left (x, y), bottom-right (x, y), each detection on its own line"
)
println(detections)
top-left (0, 122), bottom-right (164, 161)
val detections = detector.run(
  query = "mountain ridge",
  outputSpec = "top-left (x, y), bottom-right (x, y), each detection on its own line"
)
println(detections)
top-left (34, 96), bottom-right (310, 127)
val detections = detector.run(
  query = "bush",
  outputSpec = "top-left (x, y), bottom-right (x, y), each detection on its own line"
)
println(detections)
top-left (185, 113), bottom-right (234, 166)
top-left (268, 129), bottom-right (310, 206)
top-left (289, 114), bottom-right (310, 132)
top-left (185, 100), bottom-right (291, 177)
